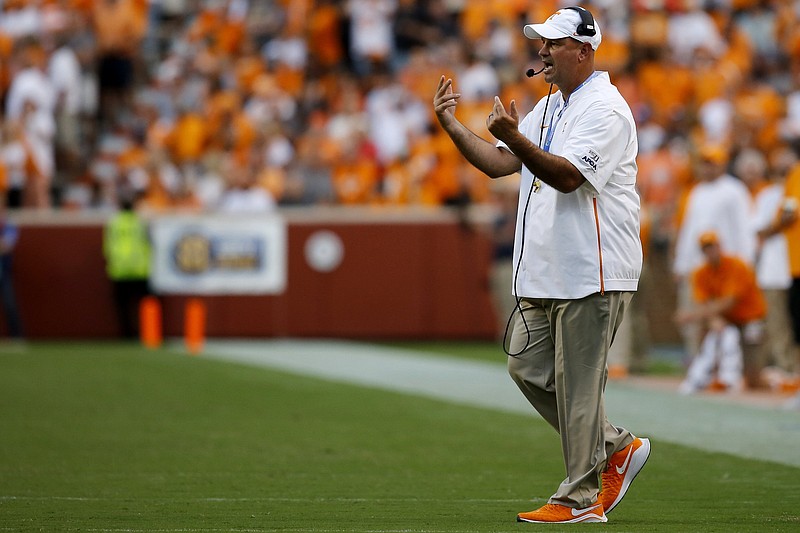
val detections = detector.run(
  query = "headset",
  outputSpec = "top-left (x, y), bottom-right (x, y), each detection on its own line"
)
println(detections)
top-left (526, 6), bottom-right (595, 77)
top-left (564, 6), bottom-right (596, 37)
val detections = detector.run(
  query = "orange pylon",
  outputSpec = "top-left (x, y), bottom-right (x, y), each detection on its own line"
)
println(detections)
top-left (185, 298), bottom-right (206, 355)
top-left (139, 296), bottom-right (163, 349)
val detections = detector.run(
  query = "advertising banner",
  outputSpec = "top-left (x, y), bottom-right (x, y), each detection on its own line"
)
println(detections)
top-left (151, 215), bottom-right (287, 294)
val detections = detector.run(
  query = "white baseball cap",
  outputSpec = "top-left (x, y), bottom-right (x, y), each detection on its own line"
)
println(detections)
top-left (523, 8), bottom-right (602, 51)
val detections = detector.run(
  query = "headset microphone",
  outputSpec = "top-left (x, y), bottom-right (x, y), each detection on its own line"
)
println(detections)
top-left (526, 67), bottom-right (545, 77)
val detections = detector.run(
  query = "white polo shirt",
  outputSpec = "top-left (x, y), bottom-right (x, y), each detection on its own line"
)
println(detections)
top-left (497, 71), bottom-right (642, 299)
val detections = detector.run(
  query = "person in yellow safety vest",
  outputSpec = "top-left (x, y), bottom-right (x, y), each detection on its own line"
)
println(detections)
top-left (103, 194), bottom-right (152, 339)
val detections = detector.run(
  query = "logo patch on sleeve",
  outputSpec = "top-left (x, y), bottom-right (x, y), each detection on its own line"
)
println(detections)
top-left (581, 149), bottom-right (600, 172)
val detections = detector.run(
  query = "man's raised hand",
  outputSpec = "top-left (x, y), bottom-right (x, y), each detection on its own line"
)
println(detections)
top-left (433, 76), bottom-right (460, 126)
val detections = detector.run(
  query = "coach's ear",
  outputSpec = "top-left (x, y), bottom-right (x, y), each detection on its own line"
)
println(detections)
top-left (578, 41), bottom-right (593, 62)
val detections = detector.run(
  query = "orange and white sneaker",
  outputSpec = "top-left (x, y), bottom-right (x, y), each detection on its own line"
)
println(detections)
top-left (516, 502), bottom-right (607, 523)
top-left (600, 436), bottom-right (651, 514)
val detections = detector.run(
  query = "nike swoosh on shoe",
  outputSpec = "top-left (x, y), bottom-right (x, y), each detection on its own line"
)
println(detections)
top-left (616, 446), bottom-right (634, 475)
top-left (571, 503), bottom-right (602, 517)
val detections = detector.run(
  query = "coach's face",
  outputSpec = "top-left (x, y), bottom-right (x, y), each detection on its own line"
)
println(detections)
top-left (538, 37), bottom-right (590, 93)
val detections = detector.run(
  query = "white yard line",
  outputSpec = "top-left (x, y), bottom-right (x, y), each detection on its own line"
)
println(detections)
top-left (197, 339), bottom-right (800, 468)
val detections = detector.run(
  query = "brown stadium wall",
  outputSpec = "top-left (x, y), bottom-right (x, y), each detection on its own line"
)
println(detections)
top-left (0, 207), bottom-right (680, 343)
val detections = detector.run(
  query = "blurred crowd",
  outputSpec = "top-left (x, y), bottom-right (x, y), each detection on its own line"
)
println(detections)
top-left (0, 0), bottom-right (797, 216)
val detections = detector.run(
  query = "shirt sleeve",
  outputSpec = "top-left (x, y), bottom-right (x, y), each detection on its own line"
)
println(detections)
top-left (561, 105), bottom-right (632, 194)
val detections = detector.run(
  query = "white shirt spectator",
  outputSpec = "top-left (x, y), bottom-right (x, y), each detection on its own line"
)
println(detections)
top-left (346, 0), bottom-right (397, 64)
top-left (1, 140), bottom-right (28, 190)
top-left (265, 133), bottom-right (294, 168)
top-left (5, 67), bottom-right (57, 121)
top-left (262, 32), bottom-right (308, 71)
top-left (217, 186), bottom-right (277, 213)
top-left (780, 84), bottom-right (800, 143)
top-left (459, 59), bottom-right (500, 103)
top-left (0, 5), bottom-right (42, 39)
top-left (697, 97), bottom-right (734, 146)
top-left (365, 81), bottom-right (426, 164)
top-left (49, 45), bottom-right (84, 115)
top-left (673, 174), bottom-right (755, 277)
top-left (24, 107), bottom-right (57, 180)
top-left (667, 7), bottom-right (725, 65)
top-left (735, 7), bottom-right (780, 59)
top-left (485, 22), bottom-right (515, 63)
top-left (752, 183), bottom-right (791, 290)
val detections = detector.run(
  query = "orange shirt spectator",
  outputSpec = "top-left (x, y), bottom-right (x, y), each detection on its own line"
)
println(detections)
top-left (730, 0), bottom-right (760, 8)
top-left (399, 52), bottom-right (457, 115)
top-left (92, 0), bottom-right (146, 56)
top-left (734, 82), bottom-right (785, 154)
top-left (331, 158), bottom-right (381, 205)
top-left (465, 162), bottom-right (491, 203)
top-left (280, 0), bottom-right (311, 36)
top-left (595, 33), bottom-right (629, 75)
top-left (522, 1), bottom-right (560, 37)
top-left (692, 244), bottom-right (766, 326)
top-left (381, 157), bottom-right (415, 205)
top-left (307, 0), bottom-right (344, 68)
top-left (0, 31), bottom-right (12, 97)
top-left (256, 165), bottom-right (288, 203)
top-left (188, 6), bottom-right (245, 56)
top-left (138, 174), bottom-right (173, 213)
top-left (164, 111), bottom-right (209, 165)
top-left (636, 56), bottom-right (694, 127)
top-left (690, 47), bottom-right (737, 107)
top-left (637, 141), bottom-right (691, 242)
top-left (330, 135), bottom-right (381, 205)
top-left (417, 130), bottom-right (462, 205)
top-left (173, 187), bottom-right (204, 212)
top-left (500, 78), bottom-right (552, 116)
top-left (784, 163), bottom-right (800, 278)
top-left (718, 19), bottom-right (753, 79)
top-left (0, 158), bottom-right (7, 196)
top-left (206, 92), bottom-right (257, 156)
top-left (294, 110), bottom-right (339, 166)
top-left (216, 21), bottom-right (246, 57)
top-left (461, 0), bottom-right (532, 42)
top-left (460, 1), bottom-right (496, 42)
top-left (629, 10), bottom-right (668, 49)
top-left (117, 142), bottom-right (148, 175)
top-left (70, 0), bottom-right (95, 15)
top-left (234, 45), bottom-right (267, 95)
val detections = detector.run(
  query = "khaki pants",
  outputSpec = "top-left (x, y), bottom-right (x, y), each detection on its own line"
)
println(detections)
top-left (762, 288), bottom-right (798, 374)
top-left (507, 292), bottom-right (634, 508)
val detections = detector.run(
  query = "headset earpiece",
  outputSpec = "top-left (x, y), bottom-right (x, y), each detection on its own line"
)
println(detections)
top-left (564, 6), bottom-right (596, 37)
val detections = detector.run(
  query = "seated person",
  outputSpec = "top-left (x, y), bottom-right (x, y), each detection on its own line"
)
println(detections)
top-left (674, 231), bottom-right (767, 392)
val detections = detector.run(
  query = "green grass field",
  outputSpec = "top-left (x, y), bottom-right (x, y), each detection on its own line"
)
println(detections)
top-left (1, 341), bottom-right (798, 532)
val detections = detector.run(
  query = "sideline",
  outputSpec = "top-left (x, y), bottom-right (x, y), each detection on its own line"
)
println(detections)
top-left (196, 339), bottom-right (800, 468)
